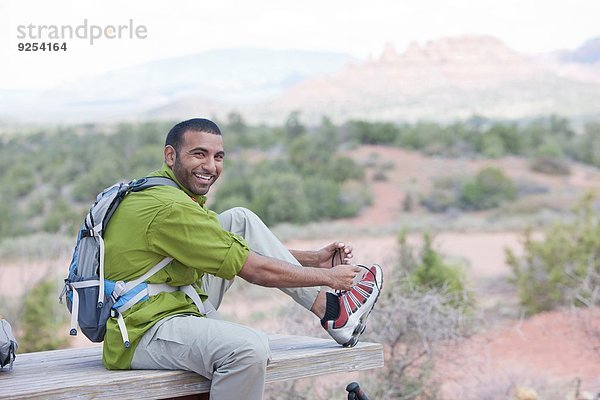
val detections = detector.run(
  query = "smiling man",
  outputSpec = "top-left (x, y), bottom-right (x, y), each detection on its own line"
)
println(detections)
top-left (102, 118), bottom-right (383, 399)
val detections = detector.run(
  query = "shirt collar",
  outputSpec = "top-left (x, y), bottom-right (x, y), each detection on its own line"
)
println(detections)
top-left (153, 163), bottom-right (207, 206)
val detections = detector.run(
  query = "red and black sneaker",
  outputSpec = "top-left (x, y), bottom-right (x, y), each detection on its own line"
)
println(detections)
top-left (322, 264), bottom-right (383, 347)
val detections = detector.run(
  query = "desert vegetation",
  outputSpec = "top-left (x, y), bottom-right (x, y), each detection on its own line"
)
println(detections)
top-left (1, 112), bottom-right (599, 398)
top-left (508, 192), bottom-right (600, 315)
top-left (2, 114), bottom-right (600, 242)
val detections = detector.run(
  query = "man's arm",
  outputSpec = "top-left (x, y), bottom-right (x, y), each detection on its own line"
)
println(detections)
top-left (238, 251), bottom-right (360, 291)
top-left (288, 249), bottom-right (320, 267)
top-left (289, 242), bottom-right (354, 268)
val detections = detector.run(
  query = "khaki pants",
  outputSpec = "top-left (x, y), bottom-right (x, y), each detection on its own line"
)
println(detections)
top-left (131, 207), bottom-right (320, 399)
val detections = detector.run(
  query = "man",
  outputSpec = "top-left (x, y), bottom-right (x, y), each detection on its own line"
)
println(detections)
top-left (102, 118), bottom-right (382, 399)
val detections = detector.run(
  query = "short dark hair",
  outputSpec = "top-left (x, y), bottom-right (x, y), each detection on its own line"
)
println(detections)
top-left (165, 118), bottom-right (222, 151)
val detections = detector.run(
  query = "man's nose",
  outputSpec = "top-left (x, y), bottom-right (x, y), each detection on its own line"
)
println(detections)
top-left (202, 157), bottom-right (216, 173)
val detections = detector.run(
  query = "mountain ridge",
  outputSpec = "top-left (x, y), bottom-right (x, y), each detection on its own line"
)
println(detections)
top-left (247, 35), bottom-right (600, 123)
top-left (2, 36), bottom-right (600, 125)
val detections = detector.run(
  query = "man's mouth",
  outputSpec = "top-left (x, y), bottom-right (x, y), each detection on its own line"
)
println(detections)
top-left (193, 172), bottom-right (214, 182)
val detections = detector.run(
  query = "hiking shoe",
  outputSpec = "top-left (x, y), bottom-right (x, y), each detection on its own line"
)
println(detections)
top-left (322, 264), bottom-right (383, 347)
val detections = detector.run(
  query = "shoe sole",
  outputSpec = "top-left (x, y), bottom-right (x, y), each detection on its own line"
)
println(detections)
top-left (342, 264), bottom-right (383, 348)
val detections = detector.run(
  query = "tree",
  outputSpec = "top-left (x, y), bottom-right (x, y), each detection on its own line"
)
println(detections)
top-left (573, 122), bottom-right (600, 167)
top-left (284, 111), bottom-right (306, 141)
top-left (507, 192), bottom-right (600, 315)
top-left (226, 111), bottom-right (248, 134)
top-left (348, 120), bottom-right (399, 145)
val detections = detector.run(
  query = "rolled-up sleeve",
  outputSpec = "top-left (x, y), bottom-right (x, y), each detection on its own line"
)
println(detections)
top-left (147, 200), bottom-right (250, 280)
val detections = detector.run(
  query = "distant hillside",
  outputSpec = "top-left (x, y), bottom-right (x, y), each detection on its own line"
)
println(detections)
top-left (560, 36), bottom-right (600, 63)
top-left (52, 48), bottom-right (357, 105)
top-left (3, 36), bottom-right (600, 125)
top-left (0, 49), bottom-right (356, 123)
top-left (532, 36), bottom-right (600, 88)
top-left (250, 35), bottom-right (600, 123)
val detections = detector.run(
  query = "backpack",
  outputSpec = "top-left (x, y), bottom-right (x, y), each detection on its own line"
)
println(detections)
top-left (0, 318), bottom-right (17, 371)
top-left (60, 176), bottom-right (210, 348)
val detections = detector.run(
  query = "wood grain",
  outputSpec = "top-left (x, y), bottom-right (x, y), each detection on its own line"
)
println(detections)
top-left (0, 334), bottom-right (383, 399)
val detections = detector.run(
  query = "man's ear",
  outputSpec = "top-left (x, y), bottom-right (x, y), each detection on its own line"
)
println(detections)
top-left (164, 145), bottom-right (176, 167)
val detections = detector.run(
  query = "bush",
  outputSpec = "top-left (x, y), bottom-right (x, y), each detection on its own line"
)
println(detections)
top-left (42, 198), bottom-right (81, 235)
top-left (360, 230), bottom-right (476, 399)
top-left (421, 167), bottom-right (517, 213)
top-left (459, 167), bottom-right (516, 211)
top-left (250, 172), bottom-right (311, 225)
top-left (18, 279), bottom-right (69, 352)
top-left (420, 176), bottom-right (464, 213)
top-left (530, 157), bottom-right (571, 176)
top-left (480, 133), bottom-right (507, 158)
top-left (507, 192), bottom-right (600, 315)
top-left (347, 120), bottom-right (399, 144)
top-left (212, 130), bottom-right (369, 226)
top-left (398, 231), bottom-right (473, 307)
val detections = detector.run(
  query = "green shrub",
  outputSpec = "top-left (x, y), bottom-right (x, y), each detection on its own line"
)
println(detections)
top-left (42, 198), bottom-right (81, 234)
top-left (212, 133), bottom-right (369, 225)
top-left (358, 230), bottom-right (475, 400)
top-left (250, 172), bottom-right (311, 225)
top-left (5, 162), bottom-right (36, 198)
top-left (459, 167), bottom-right (516, 210)
top-left (480, 133), bottom-right (507, 158)
top-left (421, 167), bottom-right (517, 213)
top-left (507, 192), bottom-right (600, 315)
top-left (348, 120), bottom-right (399, 144)
top-left (19, 279), bottom-right (69, 352)
top-left (530, 156), bottom-right (571, 176)
top-left (420, 175), bottom-right (464, 213)
top-left (70, 163), bottom-right (123, 202)
top-left (398, 231), bottom-right (472, 307)
top-left (570, 122), bottom-right (600, 167)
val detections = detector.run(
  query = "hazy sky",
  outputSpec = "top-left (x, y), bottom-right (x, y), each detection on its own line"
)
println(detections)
top-left (1, 0), bottom-right (598, 90)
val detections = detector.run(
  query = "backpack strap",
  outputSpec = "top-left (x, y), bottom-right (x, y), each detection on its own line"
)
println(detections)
top-left (125, 256), bottom-right (174, 292)
top-left (94, 225), bottom-right (106, 309)
top-left (113, 283), bottom-right (214, 347)
top-left (108, 255), bottom-right (215, 347)
top-left (146, 284), bottom-right (215, 317)
top-left (96, 177), bottom-right (180, 336)
top-left (130, 176), bottom-right (180, 192)
top-left (103, 177), bottom-right (194, 347)
top-left (109, 256), bottom-right (173, 348)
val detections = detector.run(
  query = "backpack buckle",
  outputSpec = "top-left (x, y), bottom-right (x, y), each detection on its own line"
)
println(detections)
top-left (131, 178), bottom-right (148, 188)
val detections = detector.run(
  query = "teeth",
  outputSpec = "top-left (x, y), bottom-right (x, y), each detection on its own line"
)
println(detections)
top-left (194, 173), bottom-right (213, 181)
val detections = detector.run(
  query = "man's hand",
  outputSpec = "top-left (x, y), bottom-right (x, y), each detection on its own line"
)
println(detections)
top-left (326, 264), bottom-right (362, 291)
top-left (316, 242), bottom-right (354, 269)
top-left (239, 252), bottom-right (360, 290)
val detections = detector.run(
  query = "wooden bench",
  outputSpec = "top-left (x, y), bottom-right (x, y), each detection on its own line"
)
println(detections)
top-left (1, 334), bottom-right (384, 399)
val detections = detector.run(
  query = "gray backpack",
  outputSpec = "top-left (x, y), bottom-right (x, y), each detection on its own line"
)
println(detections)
top-left (60, 177), bottom-right (210, 348)
top-left (0, 318), bottom-right (17, 371)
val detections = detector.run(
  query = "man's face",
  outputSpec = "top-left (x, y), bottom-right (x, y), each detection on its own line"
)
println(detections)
top-left (165, 130), bottom-right (224, 196)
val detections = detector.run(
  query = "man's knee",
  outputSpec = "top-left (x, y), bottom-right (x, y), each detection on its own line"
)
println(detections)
top-left (218, 207), bottom-right (262, 229)
top-left (222, 206), bottom-right (257, 220)
top-left (233, 332), bottom-right (271, 367)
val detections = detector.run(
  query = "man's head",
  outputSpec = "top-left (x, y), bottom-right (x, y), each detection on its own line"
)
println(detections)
top-left (164, 118), bottom-right (224, 196)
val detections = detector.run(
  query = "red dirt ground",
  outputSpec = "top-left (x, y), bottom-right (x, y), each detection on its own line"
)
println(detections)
top-left (2, 145), bottom-right (599, 397)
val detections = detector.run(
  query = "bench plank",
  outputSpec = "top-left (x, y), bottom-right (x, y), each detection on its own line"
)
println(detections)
top-left (0, 334), bottom-right (383, 399)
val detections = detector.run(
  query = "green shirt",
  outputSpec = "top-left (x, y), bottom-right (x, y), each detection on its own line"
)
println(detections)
top-left (102, 164), bottom-right (249, 369)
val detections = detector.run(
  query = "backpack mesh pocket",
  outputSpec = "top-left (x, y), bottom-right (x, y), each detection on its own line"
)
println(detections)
top-left (66, 275), bottom-right (115, 343)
